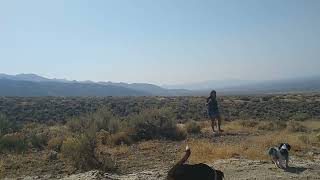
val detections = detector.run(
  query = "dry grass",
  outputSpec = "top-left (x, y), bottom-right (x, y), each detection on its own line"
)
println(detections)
top-left (107, 145), bottom-right (130, 156)
top-left (47, 136), bottom-right (64, 152)
top-left (199, 120), bottom-right (260, 134)
top-left (180, 121), bottom-right (320, 163)
top-left (137, 141), bottom-right (161, 151)
top-left (185, 139), bottom-right (268, 163)
top-left (185, 121), bottom-right (201, 134)
top-left (0, 158), bottom-right (4, 178)
top-left (108, 132), bottom-right (133, 146)
top-left (304, 120), bottom-right (320, 131)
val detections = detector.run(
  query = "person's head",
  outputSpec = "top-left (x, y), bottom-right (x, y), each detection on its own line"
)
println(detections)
top-left (210, 90), bottom-right (217, 98)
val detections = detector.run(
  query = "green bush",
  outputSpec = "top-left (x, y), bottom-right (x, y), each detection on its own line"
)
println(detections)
top-left (66, 116), bottom-right (90, 133)
top-left (0, 133), bottom-right (27, 153)
top-left (130, 108), bottom-right (183, 141)
top-left (92, 108), bottom-right (121, 133)
top-left (66, 108), bottom-right (122, 135)
top-left (0, 114), bottom-right (19, 136)
top-left (185, 121), bottom-right (201, 134)
top-left (61, 134), bottom-right (99, 170)
top-left (291, 113), bottom-right (311, 121)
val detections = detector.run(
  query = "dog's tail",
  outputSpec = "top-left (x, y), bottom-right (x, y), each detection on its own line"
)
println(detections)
top-left (268, 147), bottom-right (277, 157)
top-left (167, 145), bottom-right (191, 178)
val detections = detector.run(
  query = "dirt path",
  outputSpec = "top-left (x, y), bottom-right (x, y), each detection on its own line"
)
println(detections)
top-left (59, 157), bottom-right (320, 180)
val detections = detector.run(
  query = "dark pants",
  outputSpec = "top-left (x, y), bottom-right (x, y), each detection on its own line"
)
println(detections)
top-left (208, 110), bottom-right (221, 132)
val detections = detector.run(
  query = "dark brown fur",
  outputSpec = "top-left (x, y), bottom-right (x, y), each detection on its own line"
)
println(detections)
top-left (167, 146), bottom-right (224, 180)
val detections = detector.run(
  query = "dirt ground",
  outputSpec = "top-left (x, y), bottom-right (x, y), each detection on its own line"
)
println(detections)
top-left (3, 136), bottom-right (320, 180)
top-left (15, 157), bottom-right (320, 180)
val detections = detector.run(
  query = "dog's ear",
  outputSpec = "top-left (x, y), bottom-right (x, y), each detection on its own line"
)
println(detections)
top-left (279, 143), bottom-right (284, 149)
top-left (286, 144), bottom-right (291, 151)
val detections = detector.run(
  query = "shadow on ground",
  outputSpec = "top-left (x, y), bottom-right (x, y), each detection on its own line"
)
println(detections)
top-left (285, 166), bottom-right (309, 174)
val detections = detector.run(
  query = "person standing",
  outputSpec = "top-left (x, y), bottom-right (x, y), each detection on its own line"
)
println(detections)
top-left (206, 90), bottom-right (223, 133)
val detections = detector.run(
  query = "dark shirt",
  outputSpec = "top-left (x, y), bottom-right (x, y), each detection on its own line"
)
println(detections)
top-left (207, 97), bottom-right (219, 113)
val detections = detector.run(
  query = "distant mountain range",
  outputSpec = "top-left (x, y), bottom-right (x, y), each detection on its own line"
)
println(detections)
top-left (0, 73), bottom-right (319, 96)
top-left (0, 74), bottom-right (191, 96)
top-left (163, 79), bottom-right (257, 90)
top-left (165, 76), bottom-right (320, 95)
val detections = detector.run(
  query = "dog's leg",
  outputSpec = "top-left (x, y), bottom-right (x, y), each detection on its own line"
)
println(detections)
top-left (285, 157), bottom-right (289, 168)
top-left (211, 120), bottom-right (216, 132)
top-left (271, 157), bottom-right (280, 168)
top-left (275, 160), bottom-right (282, 169)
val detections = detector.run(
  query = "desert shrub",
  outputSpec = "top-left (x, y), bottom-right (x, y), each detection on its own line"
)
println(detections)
top-left (261, 96), bottom-right (272, 101)
top-left (316, 133), bottom-right (320, 142)
top-left (239, 97), bottom-right (250, 101)
top-left (109, 132), bottom-right (133, 146)
top-left (0, 114), bottom-right (19, 136)
top-left (47, 136), bottom-right (64, 152)
top-left (185, 121), bottom-right (201, 134)
top-left (251, 98), bottom-right (261, 103)
top-left (133, 120), bottom-right (186, 141)
top-left (61, 134), bottom-right (99, 170)
top-left (257, 121), bottom-right (286, 131)
top-left (91, 108), bottom-right (121, 133)
top-left (0, 114), bottom-right (11, 136)
top-left (129, 108), bottom-right (183, 140)
top-left (98, 155), bottom-right (116, 172)
top-left (66, 108), bottom-right (122, 135)
top-left (66, 115), bottom-right (93, 134)
top-left (239, 120), bottom-right (259, 128)
top-left (95, 129), bottom-right (110, 145)
top-left (298, 135), bottom-right (311, 145)
top-left (133, 121), bottom-right (159, 140)
top-left (0, 133), bottom-right (27, 153)
top-left (291, 113), bottom-right (311, 121)
top-left (0, 159), bottom-right (4, 178)
top-left (287, 121), bottom-right (308, 132)
top-left (29, 133), bottom-right (48, 149)
top-left (174, 126), bottom-right (187, 140)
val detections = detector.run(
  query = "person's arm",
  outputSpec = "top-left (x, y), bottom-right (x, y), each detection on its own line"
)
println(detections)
top-left (206, 98), bottom-right (211, 106)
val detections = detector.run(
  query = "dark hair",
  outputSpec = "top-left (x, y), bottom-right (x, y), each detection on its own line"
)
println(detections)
top-left (207, 90), bottom-right (217, 101)
top-left (210, 90), bottom-right (216, 96)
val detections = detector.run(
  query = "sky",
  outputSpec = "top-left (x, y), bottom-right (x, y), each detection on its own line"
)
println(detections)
top-left (0, 0), bottom-right (320, 85)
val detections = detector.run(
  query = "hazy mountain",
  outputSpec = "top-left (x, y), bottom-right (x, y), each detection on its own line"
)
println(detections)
top-left (99, 82), bottom-right (191, 96)
top-left (0, 74), bottom-right (190, 96)
top-left (0, 74), bottom-right (192, 96)
top-left (163, 79), bottom-right (257, 90)
top-left (0, 79), bottom-right (148, 96)
top-left (0, 73), bottom-right (319, 96)
top-left (217, 76), bottom-right (320, 94)
top-left (164, 76), bottom-right (320, 94)
top-left (0, 73), bottom-right (50, 82)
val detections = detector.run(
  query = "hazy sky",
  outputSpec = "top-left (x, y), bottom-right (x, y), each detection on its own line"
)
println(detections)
top-left (1, 0), bottom-right (320, 85)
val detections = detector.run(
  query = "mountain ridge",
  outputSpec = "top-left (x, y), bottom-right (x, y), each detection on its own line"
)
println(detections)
top-left (0, 73), bottom-right (320, 96)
